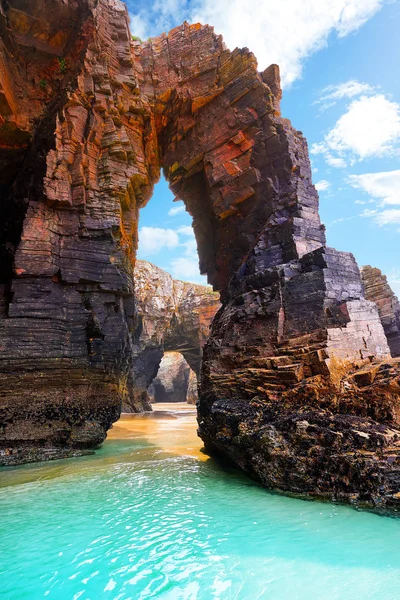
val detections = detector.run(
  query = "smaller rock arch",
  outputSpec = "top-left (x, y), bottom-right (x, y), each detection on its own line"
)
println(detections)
top-left (148, 351), bottom-right (197, 404)
top-left (125, 260), bottom-right (220, 411)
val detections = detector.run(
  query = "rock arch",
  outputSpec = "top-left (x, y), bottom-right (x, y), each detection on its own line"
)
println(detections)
top-left (1, 0), bottom-right (400, 511)
top-left (147, 351), bottom-right (197, 405)
top-left (127, 260), bottom-right (219, 411)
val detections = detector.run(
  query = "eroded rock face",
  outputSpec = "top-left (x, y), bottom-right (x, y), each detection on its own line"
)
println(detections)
top-left (361, 266), bottom-right (400, 358)
top-left (186, 370), bottom-right (198, 405)
top-left (128, 260), bottom-right (219, 411)
top-left (148, 351), bottom-right (192, 403)
top-left (1, 0), bottom-right (399, 509)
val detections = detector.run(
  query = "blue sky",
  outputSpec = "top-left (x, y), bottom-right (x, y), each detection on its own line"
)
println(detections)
top-left (130, 0), bottom-right (400, 294)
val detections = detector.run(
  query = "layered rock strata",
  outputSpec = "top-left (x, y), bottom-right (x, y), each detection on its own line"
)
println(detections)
top-left (129, 260), bottom-right (219, 411)
top-left (0, 0), bottom-right (399, 511)
top-left (361, 266), bottom-right (400, 357)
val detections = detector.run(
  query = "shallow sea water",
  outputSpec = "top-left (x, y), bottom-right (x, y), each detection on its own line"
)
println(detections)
top-left (1, 403), bottom-right (400, 600)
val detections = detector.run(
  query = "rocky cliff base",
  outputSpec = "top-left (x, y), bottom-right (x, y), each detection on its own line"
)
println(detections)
top-left (199, 357), bottom-right (400, 512)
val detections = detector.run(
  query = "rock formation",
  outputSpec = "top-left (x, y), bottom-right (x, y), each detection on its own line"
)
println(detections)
top-left (128, 260), bottom-right (219, 411)
top-left (186, 370), bottom-right (198, 404)
top-left (361, 266), bottom-right (400, 357)
top-left (1, 0), bottom-right (400, 512)
top-left (148, 351), bottom-right (192, 403)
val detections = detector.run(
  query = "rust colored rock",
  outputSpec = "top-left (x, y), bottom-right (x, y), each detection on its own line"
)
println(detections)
top-left (0, 0), bottom-right (399, 511)
top-left (0, 0), bottom-right (140, 464)
top-left (361, 266), bottom-right (400, 357)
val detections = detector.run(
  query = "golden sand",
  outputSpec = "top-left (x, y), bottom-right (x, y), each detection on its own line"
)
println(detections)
top-left (109, 403), bottom-right (206, 461)
top-left (0, 403), bottom-right (205, 488)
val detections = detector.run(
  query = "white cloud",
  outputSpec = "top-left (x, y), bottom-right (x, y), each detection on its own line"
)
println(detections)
top-left (177, 226), bottom-right (193, 236)
top-left (138, 226), bottom-right (180, 254)
top-left (129, 0), bottom-right (387, 87)
top-left (315, 80), bottom-right (375, 111)
top-left (348, 170), bottom-right (400, 206)
top-left (170, 257), bottom-right (202, 280)
top-left (325, 155), bottom-right (347, 168)
top-left (315, 180), bottom-right (330, 191)
top-left (312, 94), bottom-right (400, 166)
top-left (329, 216), bottom-right (356, 225)
top-left (168, 204), bottom-right (185, 216)
top-left (138, 223), bottom-right (207, 284)
top-left (129, 13), bottom-right (148, 40)
top-left (360, 208), bottom-right (400, 226)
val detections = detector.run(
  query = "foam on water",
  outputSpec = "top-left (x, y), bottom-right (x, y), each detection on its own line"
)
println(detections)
top-left (1, 405), bottom-right (400, 599)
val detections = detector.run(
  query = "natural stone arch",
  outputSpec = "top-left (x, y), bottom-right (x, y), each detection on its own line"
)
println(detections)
top-left (127, 260), bottom-right (219, 411)
top-left (1, 0), bottom-right (400, 511)
top-left (147, 351), bottom-right (197, 404)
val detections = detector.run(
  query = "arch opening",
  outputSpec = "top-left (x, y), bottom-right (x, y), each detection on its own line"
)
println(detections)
top-left (147, 351), bottom-right (198, 405)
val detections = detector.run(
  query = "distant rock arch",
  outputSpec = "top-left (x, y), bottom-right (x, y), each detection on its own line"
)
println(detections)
top-left (147, 351), bottom-right (197, 405)
top-left (127, 260), bottom-right (219, 411)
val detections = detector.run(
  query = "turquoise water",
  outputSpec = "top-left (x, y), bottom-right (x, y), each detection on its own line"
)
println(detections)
top-left (1, 409), bottom-right (400, 600)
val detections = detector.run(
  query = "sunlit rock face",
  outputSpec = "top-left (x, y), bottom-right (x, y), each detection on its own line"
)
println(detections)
top-left (128, 260), bottom-right (219, 412)
top-left (361, 266), bottom-right (400, 358)
top-left (147, 352), bottom-right (192, 404)
top-left (1, 0), bottom-right (400, 510)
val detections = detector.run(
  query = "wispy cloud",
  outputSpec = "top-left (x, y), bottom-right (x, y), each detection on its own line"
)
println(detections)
top-left (349, 170), bottom-right (400, 229)
top-left (348, 170), bottom-right (400, 205)
top-left (315, 80), bottom-right (375, 111)
top-left (137, 223), bottom-right (208, 284)
top-left (315, 180), bottom-right (330, 191)
top-left (387, 270), bottom-right (400, 297)
top-left (329, 216), bottom-right (357, 226)
top-left (360, 207), bottom-right (400, 226)
top-left (176, 226), bottom-right (193, 236)
top-left (138, 226), bottom-right (180, 254)
top-left (311, 94), bottom-right (400, 166)
top-left (168, 204), bottom-right (185, 217)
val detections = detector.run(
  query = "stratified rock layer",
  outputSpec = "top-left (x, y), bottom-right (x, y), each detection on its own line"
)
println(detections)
top-left (1, 0), bottom-right (399, 511)
top-left (361, 266), bottom-right (400, 357)
top-left (129, 260), bottom-right (219, 411)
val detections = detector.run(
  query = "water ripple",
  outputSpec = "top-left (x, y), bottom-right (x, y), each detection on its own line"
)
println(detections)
top-left (1, 425), bottom-right (400, 599)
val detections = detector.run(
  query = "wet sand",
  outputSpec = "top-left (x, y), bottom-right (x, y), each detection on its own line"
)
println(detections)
top-left (0, 403), bottom-right (205, 488)
top-left (109, 402), bottom-right (205, 460)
